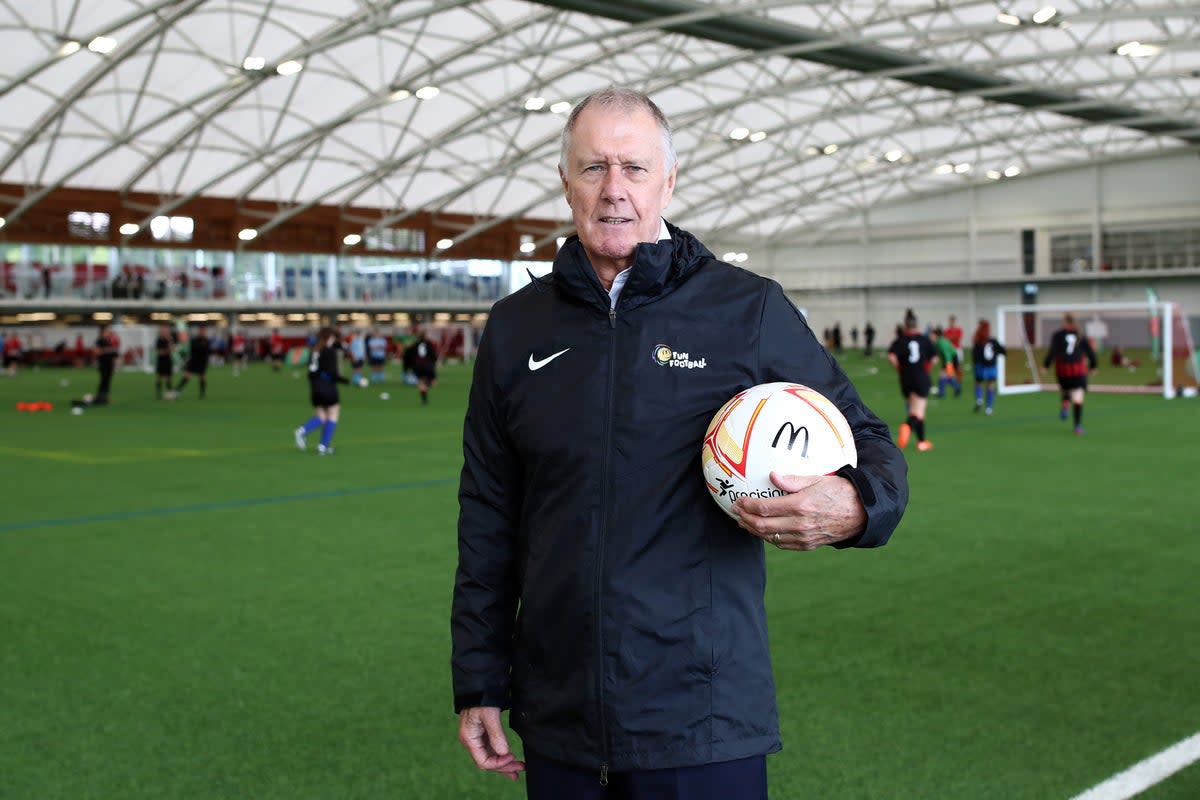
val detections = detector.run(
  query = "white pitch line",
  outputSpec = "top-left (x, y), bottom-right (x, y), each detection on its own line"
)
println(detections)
top-left (1068, 731), bottom-right (1200, 800)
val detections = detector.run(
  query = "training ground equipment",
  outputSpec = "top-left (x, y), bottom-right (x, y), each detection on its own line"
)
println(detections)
top-left (996, 301), bottom-right (1198, 399)
top-left (112, 324), bottom-right (156, 373)
top-left (15, 401), bottom-right (53, 412)
top-left (702, 382), bottom-right (858, 519)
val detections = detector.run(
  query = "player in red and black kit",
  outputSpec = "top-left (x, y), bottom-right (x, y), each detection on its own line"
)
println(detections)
top-left (887, 309), bottom-right (937, 452)
top-left (154, 324), bottom-right (174, 399)
top-left (403, 327), bottom-right (439, 405)
top-left (944, 314), bottom-right (964, 377)
top-left (294, 327), bottom-right (348, 455)
top-left (1043, 312), bottom-right (1097, 435)
top-left (3, 330), bottom-right (22, 375)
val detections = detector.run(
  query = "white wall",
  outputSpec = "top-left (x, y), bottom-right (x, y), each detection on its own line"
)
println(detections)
top-left (728, 151), bottom-right (1200, 336)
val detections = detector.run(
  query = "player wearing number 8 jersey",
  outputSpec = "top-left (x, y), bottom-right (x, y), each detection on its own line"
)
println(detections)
top-left (887, 309), bottom-right (937, 451)
top-left (1043, 312), bottom-right (1097, 434)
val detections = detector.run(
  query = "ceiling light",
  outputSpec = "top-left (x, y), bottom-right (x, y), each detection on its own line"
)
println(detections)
top-left (729, 127), bottom-right (750, 141)
top-left (276, 60), bottom-right (303, 76)
top-left (242, 56), bottom-right (266, 71)
top-left (415, 85), bottom-right (439, 100)
top-left (57, 40), bottom-right (81, 57)
top-left (722, 252), bottom-right (737, 261)
top-left (0, 217), bottom-right (6, 229)
top-left (986, 169), bottom-right (1002, 180)
top-left (1004, 164), bottom-right (1022, 177)
top-left (436, 238), bottom-right (453, 250)
top-left (996, 12), bottom-right (1021, 26)
top-left (935, 163), bottom-right (955, 175)
top-left (343, 233), bottom-right (362, 246)
top-left (88, 36), bottom-right (117, 54)
top-left (1114, 41), bottom-right (1161, 58)
top-left (520, 242), bottom-right (536, 254)
top-left (748, 131), bottom-right (767, 143)
top-left (822, 143), bottom-right (838, 155)
top-left (550, 101), bottom-right (572, 114)
top-left (119, 223), bottom-right (139, 235)
top-left (954, 162), bottom-right (972, 174)
top-left (238, 228), bottom-right (258, 241)
top-left (804, 145), bottom-right (821, 156)
top-left (388, 88), bottom-right (410, 102)
top-left (884, 149), bottom-right (904, 162)
top-left (524, 97), bottom-right (546, 111)
top-left (736, 253), bottom-right (749, 263)
top-left (1031, 6), bottom-right (1058, 24)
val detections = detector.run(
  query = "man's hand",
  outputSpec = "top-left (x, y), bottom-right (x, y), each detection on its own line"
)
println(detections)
top-left (732, 472), bottom-right (866, 551)
top-left (458, 706), bottom-right (525, 781)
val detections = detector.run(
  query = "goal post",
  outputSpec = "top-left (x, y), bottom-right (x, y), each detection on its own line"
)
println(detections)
top-left (111, 324), bottom-right (156, 373)
top-left (996, 301), bottom-right (1197, 399)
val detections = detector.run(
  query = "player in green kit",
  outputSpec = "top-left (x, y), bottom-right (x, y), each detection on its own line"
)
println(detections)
top-left (932, 328), bottom-right (961, 398)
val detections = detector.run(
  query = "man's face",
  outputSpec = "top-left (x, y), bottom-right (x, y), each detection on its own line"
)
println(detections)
top-left (560, 105), bottom-right (676, 277)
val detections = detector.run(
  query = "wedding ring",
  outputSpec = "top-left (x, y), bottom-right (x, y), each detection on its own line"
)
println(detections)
top-left (773, 533), bottom-right (782, 546)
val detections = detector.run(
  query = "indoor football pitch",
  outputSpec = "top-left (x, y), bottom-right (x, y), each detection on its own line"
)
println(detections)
top-left (2, 353), bottom-right (1197, 799)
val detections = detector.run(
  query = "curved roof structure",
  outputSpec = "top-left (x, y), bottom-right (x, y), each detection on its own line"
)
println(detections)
top-left (2, 0), bottom-right (1198, 249)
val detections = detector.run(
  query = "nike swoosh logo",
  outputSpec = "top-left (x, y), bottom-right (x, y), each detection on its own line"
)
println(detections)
top-left (528, 348), bottom-right (571, 371)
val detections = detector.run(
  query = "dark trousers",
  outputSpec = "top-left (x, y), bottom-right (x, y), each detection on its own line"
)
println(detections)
top-left (525, 751), bottom-right (768, 800)
top-left (96, 362), bottom-right (114, 401)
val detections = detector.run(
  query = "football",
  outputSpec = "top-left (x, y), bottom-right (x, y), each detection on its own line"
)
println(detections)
top-left (701, 382), bottom-right (857, 518)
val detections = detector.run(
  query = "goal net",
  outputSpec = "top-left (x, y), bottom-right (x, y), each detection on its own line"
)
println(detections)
top-left (996, 301), bottom-right (1198, 399)
top-left (111, 324), bottom-right (156, 373)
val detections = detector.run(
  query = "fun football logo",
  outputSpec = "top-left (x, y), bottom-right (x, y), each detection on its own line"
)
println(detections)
top-left (652, 343), bottom-right (706, 369)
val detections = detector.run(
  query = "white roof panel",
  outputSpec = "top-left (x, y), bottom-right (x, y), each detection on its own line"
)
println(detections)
top-left (0, 0), bottom-right (1196, 245)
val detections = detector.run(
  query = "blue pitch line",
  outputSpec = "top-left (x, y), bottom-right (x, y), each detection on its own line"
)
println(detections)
top-left (0, 478), bottom-right (458, 533)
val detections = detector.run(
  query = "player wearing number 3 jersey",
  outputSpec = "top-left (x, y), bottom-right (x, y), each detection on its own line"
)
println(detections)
top-left (887, 309), bottom-right (937, 451)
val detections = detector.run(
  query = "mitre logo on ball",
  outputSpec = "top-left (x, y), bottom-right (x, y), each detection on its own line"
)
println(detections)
top-left (701, 382), bottom-right (858, 518)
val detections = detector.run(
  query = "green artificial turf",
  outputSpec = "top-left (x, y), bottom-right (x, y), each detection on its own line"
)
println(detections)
top-left (1, 354), bottom-right (1197, 799)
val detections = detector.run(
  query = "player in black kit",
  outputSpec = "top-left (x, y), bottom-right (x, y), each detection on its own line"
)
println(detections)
top-left (294, 327), bottom-right (348, 455)
top-left (403, 327), bottom-right (439, 405)
top-left (173, 325), bottom-right (211, 398)
top-left (887, 309), bottom-right (937, 452)
top-left (154, 324), bottom-right (174, 399)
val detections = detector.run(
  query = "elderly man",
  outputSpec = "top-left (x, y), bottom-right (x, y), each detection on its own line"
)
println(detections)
top-left (452, 87), bottom-right (908, 799)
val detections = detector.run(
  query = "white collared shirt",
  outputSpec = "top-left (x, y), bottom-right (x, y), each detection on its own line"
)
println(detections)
top-left (608, 219), bottom-right (672, 309)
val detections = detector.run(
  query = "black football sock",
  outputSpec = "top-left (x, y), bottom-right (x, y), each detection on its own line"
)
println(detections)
top-left (175, 377), bottom-right (189, 392)
top-left (199, 378), bottom-right (206, 398)
top-left (914, 417), bottom-right (926, 441)
top-left (1074, 403), bottom-right (1082, 426)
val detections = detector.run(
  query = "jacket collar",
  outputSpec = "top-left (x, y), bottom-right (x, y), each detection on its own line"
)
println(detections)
top-left (551, 220), bottom-right (712, 311)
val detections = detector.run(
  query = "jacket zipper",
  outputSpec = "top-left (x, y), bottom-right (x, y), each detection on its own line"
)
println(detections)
top-left (595, 304), bottom-right (618, 785)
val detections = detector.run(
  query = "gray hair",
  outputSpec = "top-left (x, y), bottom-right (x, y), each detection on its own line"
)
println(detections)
top-left (558, 87), bottom-right (677, 173)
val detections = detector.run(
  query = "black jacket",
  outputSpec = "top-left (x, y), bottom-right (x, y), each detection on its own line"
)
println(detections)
top-left (452, 223), bottom-right (908, 772)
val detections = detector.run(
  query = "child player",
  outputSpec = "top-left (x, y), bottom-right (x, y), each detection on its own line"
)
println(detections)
top-left (971, 319), bottom-right (1006, 415)
top-left (294, 327), bottom-right (348, 455)
top-left (887, 309), bottom-right (937, 452)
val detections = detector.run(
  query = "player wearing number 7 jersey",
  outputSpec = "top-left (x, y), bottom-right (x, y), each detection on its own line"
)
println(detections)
top-left (1043, 312), bottom-right (1097, 434)
top-left (887, 309), bottom-right (937, 451)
